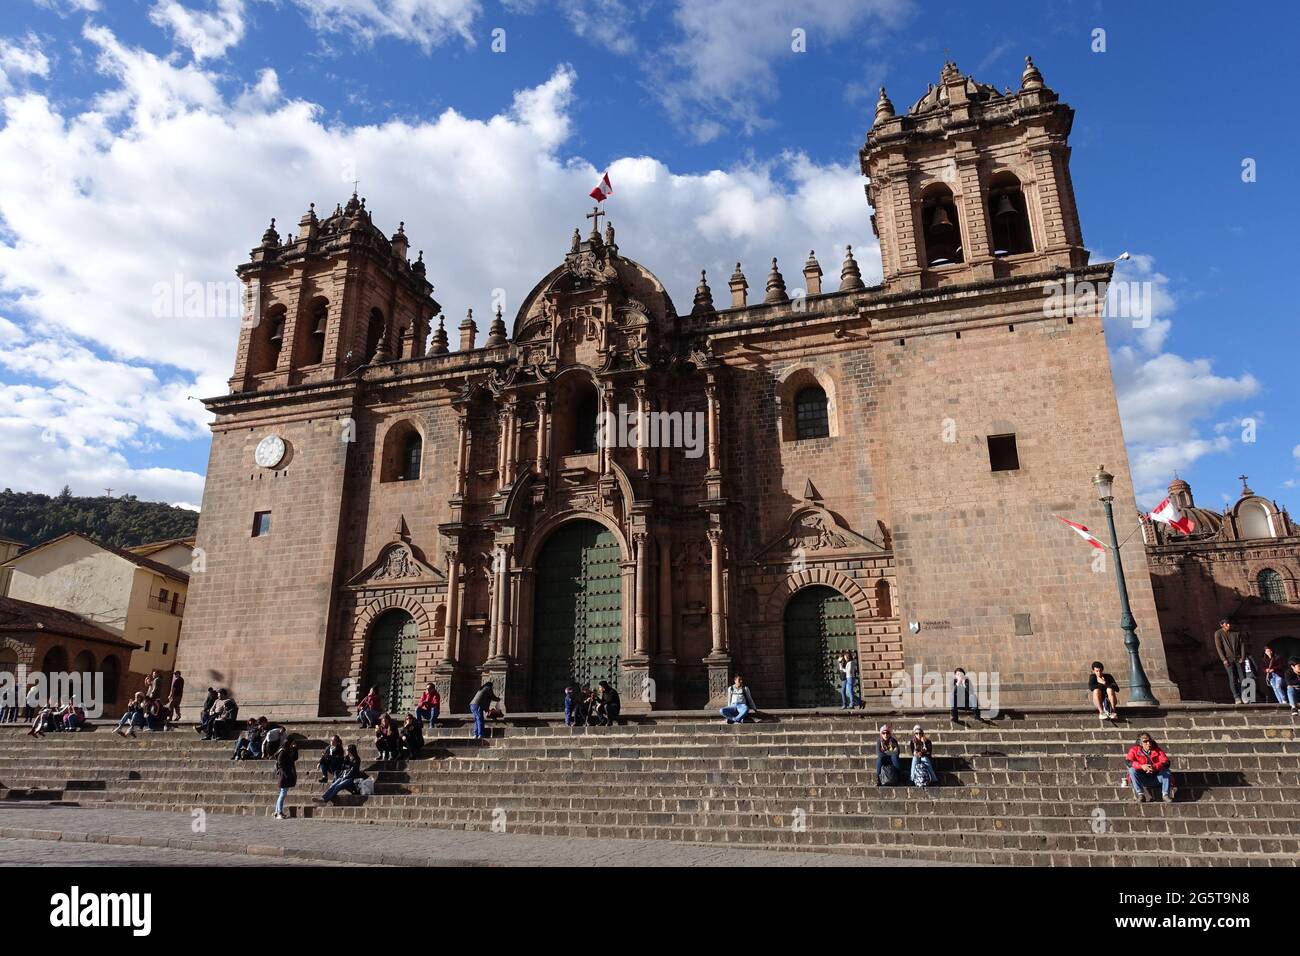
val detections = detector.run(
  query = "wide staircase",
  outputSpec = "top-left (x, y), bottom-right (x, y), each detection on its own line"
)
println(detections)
top-left (2, 706), bottom-right (1297, 865)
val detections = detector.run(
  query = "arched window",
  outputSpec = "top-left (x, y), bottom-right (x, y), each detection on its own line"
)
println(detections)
top-left (921, 184), bottom-right (963, 266)
top-left (988, 172), bottom-right (1034, 256)
top-left (254, 304), bottom-right (287, 375)
top-left (794, 386), bottom-right (829, 440)
top-left (1259, 568), bottom-right (1286, 604)
top-left (875, 579), bottom-right (893, 618)
top-left (303, 297), bottom-right (328, 366)
top-left (380, 420), bottom-right (424, 483)
top-left (1239, 502), bottom-right (1273, 539)
top-left (365, 307), bottom-right (386, 363)
top-left (574, 390), bottom-right (599, 454)
top-left (72, 650), bottom-right (95, 675)
top-left (402, 432), bottom-right (422, 481)
top-left (42, 646), bottom-right (68, 675)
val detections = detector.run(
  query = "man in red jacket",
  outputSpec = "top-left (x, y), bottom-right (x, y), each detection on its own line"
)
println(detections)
top-left (1126, 733), bottom-right (1175, 803)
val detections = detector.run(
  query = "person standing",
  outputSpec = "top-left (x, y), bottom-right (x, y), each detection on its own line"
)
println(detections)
top-left (165, 670), bottom-right (184, 723)
top-left (839, 652), bottom-right (858, 709)
top-left (273, 738), bottom-right (298, 819)
top-left (145, 669), bottom-right (161, 702)
top-left (719, 675), bottom-right (756, 724)
top-left (950, 668), bottom-right (982, 723)
top-left (469, 681), bottom-right (499, 739)
top-left (1213, 619), bottom-right (1248, 704)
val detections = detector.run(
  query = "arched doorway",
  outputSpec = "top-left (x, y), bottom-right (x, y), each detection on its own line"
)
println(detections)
top-left (101, 655), bottom-right (121, 711)
top-left (364, 610), bottom-right (419, 714)
top-left (42, 646), bottom-right (68, 675)
top-left (531, 519), bottom-right (623, 711)
top-left (784, 585), bottom-right (857, 707)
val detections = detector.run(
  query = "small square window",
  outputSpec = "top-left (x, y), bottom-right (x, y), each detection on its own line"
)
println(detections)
top-left (988, 434), bottom-right (1020, 472)
top-left (252, 511), bottom-right (272, 537)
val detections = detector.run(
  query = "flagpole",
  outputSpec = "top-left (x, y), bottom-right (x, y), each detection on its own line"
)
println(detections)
top-left (1093, 466), bottom-right (1158, 706)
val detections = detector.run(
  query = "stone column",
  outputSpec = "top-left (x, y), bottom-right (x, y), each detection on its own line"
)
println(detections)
top-left (443, 549), bottom-right (461, 664)
top-left (657, 536), bottom-right (673, 659)
top-left (705, 383), bottom-right (720, 474)
top-left (454, 413), bottom-right (469, 498)
top-left (707, 527), bottom-right (726, 655)
top-left (490, 544), bottom-right (511, 659)
top-left (602, 388), bottom-right (615, 475)
top-left (633, 532), bottom-right (650, 657)
top-left (534, 397), bottom-right (549, 475)
top-left (634, 386), bottom-right (649, 473)
top-left (496, 409), bottom-right (508, 487)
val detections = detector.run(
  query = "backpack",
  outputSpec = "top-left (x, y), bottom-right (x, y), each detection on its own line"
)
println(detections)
top-left (879, 762), bottom-right (900, 786)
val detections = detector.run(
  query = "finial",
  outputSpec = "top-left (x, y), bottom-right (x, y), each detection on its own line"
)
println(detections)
top-left (261, 217), bottom-right (280, 246)
top-left (486, 303), bottom-right (508, 347)
top-left (839, 245), bottom-right (865, 292)
top-left (430, 314), bottom-right (448, 355)
top-left (873, 86), bottom-right (895, 126)
top-left (412, 250), bottom-right (426, 276)
top-left (1020, 55), bottom-right (1044, 91)
top-left (764, 256), bottom-right (789, 305)
top-left (692, 268), bottom-right (714, 315)
top-left (802, 250), bottom-right (823, 295)
top-left (1239, 474), bottom-right (1253, 496)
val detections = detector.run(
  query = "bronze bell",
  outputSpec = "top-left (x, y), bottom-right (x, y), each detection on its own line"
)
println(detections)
top-left (928, 205), bottom-right (954, 235)
top-left (312, 311), bottom-right (328, 335)
top-left (268, 317), bottom-right (285, 343)
top-left (993, 193), bottom-right (1017, 219)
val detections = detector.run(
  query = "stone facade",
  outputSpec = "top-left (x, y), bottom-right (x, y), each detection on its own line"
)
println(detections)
top-left (176, 58), bottom-right (1176, 717)
top-left (1145, 476), bottom-right (1300, 701)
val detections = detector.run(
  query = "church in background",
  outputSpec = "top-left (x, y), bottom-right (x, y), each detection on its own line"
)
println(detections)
top-left (175, 57), bottom-right (1181, 717)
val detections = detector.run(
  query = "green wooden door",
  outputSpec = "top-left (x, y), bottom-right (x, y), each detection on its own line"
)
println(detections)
top-left (532, 520), bottom-right (623, 711)
top-left (365, 611), bottom-right (419, 714)
top-left (784, 586), bottom-right (857, 707)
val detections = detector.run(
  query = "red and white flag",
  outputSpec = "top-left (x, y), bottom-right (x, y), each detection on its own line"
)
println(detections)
top-left (1054, 514), bottom-right (1107, 551)
top-left (589, 171), bottom-right (613, 202)
top-left (1147, 497), bottom-right (1196, 535)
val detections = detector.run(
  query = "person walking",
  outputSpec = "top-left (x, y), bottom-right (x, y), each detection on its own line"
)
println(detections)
top-left (165, 670), bottom-right (185, 723)
top-left (273, 738), bottom-right (298, 819)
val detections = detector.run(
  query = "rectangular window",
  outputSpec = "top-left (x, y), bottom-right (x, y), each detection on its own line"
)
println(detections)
top-left (252, 511), bottom-right (271, 537)
top-left (988, 434), bottom-right (1020, 472)
top-left (162, 643), bottom-right (169, 655)
top-left (159, 588), bottom-right (169, 601)
top-left (143, 640), bottom-right (151, 652)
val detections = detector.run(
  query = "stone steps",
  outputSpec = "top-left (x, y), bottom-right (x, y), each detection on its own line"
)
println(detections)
top-left (3, 707), bottom-right (1297, 866)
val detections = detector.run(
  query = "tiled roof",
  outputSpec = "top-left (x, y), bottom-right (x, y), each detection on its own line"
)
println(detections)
top-left (0, 595), bottom-right (138, 648)
top-left (3, 531), bottom-right (189, 584)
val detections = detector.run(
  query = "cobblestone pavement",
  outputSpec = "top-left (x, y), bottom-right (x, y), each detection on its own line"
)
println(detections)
top-left (0, 804), bottom-right (954, 866)
top-left (1, 835), bottom-right (331, 866)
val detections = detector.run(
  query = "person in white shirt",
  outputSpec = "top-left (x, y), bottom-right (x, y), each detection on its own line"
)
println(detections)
top-left (720, 675), bottom-right (756, 724)
top-left (839, 652), bottom-right (859, 709)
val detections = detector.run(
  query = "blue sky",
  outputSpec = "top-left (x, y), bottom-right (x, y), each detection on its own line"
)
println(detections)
top-left (0, 0), bottom-right (1296, 513)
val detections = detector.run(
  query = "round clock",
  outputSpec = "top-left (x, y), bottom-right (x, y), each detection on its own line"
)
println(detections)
top-left (254, 434), bottom-right (286, 468)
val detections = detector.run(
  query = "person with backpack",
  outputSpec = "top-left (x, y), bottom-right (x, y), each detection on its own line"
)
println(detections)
top-left (909, 724), bottom-right (936, 787)
top-left (874, 724), bottom-right (902, 786)
top-left (273, 738), bottom-right (298, 819)
top-left (469, 682), bottom-right (499, 739)
top-left (719, 674), bottom-right (756, 724)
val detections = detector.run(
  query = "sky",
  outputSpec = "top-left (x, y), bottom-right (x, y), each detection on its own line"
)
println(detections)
top-left (0, 0), bottom-right (1296, 514)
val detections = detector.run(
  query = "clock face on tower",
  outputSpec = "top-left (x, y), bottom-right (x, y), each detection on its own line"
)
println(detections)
top-left (254, 434), bottom-right (286, 468)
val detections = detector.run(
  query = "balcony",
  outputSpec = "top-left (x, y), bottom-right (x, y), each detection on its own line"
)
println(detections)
top-left (148, 594), bottom-right (185, 616)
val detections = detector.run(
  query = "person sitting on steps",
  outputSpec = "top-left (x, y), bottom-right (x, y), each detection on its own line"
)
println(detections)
top-left (720, 675), bottom-right (756, 724)
top-left (415, 683), bottom-right (440, 729)
top-left (375, 713), bottom-right (401, 761)
top-left (319, 744), bottom-right (366, 803)
top-left (232, 716), bottom-right (264, 760)
top-left (1125, 732), bottom-right (1176, 802)
top-left (1285, 658), bottom-right (1300, 716)
top-left (1088, 662), bottom-right (1121, 721)
top-left (195, 686), bottom-right (218, 735)
top-left (874, 724), bottom-right (902, 786)
top-left (950, 667), bottom-right (983, 723)
top-left (400, 713), bottom-right (424, 759)
top-left (202, 689), bottom-right (239, 740)
top-left (318, 734), bottom-right (345, 782)
top-left (114, 693), bottom-right (148, 737)
top-left (593, 681), bottom-right (621, 726)
top-left (356, 687), bottom-right (381, 728)
top-left (909, 724), bottom-right (937, 787)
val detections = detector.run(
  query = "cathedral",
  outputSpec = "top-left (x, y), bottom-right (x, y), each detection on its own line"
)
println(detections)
top-left (175, 57), bottom-right (1178, 717)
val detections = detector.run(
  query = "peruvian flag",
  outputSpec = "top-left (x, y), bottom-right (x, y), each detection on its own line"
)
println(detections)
top-left (1054, 514), bottom-right (1107, 551)
top-left (1148, 497), bottom-right (1196, 535)
top-left (589, 171), bottom-right (613, 202)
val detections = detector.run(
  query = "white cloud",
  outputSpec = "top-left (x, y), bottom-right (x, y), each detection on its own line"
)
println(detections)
top-left (150, 0), bottom-right (247, 63)
top-left (0, 33), bottom-right (50, 94)
top-left (287, 0), bottom-right (481, 50)
top-left (33, 0), bottom-right (101, 13)
top-left (657, 0), bottom-right (910, 140)
top-left (0, 26), bottom-right (876, 504)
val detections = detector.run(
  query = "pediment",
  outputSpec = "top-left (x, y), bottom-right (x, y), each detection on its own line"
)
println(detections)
top-left (757, 505), bottom-right (885, 560)
top-left (347, 541), bottom-right (445, 589)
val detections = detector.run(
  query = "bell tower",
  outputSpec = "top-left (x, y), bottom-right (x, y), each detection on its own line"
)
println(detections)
top-left (230, 193), bottom-right (439, 393)
top-left (862, 57), bottom-right (1088, 291)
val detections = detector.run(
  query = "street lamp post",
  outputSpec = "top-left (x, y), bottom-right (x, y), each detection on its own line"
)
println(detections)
top-left (1092, 465), bottom-right (1158, 706)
